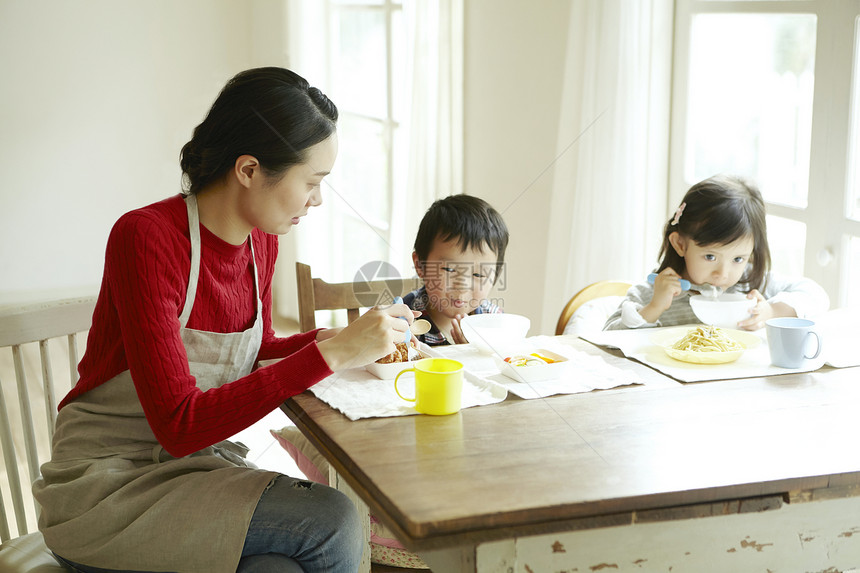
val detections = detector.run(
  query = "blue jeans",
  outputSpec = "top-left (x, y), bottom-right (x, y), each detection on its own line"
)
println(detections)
top-left (54, 475), bottom-right (364, 573)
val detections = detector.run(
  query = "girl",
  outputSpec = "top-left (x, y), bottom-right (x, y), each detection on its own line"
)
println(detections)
top-left (33, 67), bottom-right (419, 573)
top-left (604, 174), bottom-right (829, 330)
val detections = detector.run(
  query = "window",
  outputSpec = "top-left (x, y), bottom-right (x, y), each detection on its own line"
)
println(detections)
top-left (671, 0), bottom-right (860, 307)
top-left (285, 0), bottom-right (461, 325)
top-left (289, 0), bottom-right (408, 288)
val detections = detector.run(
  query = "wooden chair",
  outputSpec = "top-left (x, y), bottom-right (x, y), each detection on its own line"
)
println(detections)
top-left (0, 295), bottom-right (96, 572)
top-left (296, 262), bottom-right (422, 332)
top-left (555, 280), bottom-right (631, 335)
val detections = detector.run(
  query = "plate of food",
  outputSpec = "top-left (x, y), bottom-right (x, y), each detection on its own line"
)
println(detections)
top-left (364, 342), bottom-right (429, 379)
top-left (493, 349), bottom-right (570, 383)
top-left (650, 325), bottom-right (762, 365)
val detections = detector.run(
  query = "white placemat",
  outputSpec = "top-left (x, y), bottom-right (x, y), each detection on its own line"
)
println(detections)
top-left (431, 336), bottom-right (643, 399)
top-left (580, 325), bottom-right (828, 383)
top-left (308, 360), bottom-right (507, 421)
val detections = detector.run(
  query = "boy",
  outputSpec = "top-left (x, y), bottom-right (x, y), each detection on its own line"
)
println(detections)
top-left (404, 194), bottom-right (509, 345)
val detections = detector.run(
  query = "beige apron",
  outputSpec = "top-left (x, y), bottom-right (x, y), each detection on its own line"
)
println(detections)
top-left (33, 195), bottom-right (278, 573)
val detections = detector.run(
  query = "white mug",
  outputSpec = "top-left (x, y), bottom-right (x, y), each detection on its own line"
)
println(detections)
top-left (765, 317), bottom-right (822, 369)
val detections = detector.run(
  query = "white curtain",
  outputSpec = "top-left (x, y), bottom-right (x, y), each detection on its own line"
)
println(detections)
top-left (275, 0), bottom-right (461, 321)
top-left (390, 0), bottom-right (464, 276)
top-left (541, 0), bottom-right (674, 329)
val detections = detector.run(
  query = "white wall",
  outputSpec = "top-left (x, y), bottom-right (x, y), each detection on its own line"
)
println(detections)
top-left (463, 2), bottom-right (574, 334)
top-left (0, 0), bottom-right (584, 336)
top-left (0, 0), bottom-right (289, 304)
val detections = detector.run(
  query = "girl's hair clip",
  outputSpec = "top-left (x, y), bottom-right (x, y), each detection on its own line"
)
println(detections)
top-left (670, 202), bottom-right (686, 226)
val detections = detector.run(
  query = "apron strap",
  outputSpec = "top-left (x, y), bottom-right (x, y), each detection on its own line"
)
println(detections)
top-left (179, 195), bottom-right (202, 328)
top-left (180, 194), bottom-right (262, 328)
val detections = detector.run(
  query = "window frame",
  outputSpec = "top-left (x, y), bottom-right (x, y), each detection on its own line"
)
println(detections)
top-left (669, 0), bottom-right (860, 307)
top-left (323, 0), bottom-right (404, 280)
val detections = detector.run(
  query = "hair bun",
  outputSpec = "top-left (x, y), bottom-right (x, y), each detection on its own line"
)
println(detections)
top-left (308, 87), bottom-right (339, 122)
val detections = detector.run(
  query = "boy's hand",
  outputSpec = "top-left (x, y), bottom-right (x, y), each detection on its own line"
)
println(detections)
top-left (449, 314), bottom-right (469, 344)
top-left (316, 304), bottom-right (419, 371)
top-left (737, 290), bottom-right (795, 331)
top-left (640, 269), bottom-right (685, 323)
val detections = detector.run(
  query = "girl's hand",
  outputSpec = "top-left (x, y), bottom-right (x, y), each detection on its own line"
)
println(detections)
top-left (737, 290), bottom-right (796, 331)
top-left (316, 304), bottom-right (420, 371)
top-left (737, 290), bottom-right (768, 330)
top-left (449, 314), bottom-right (469, 344)
top-left (640, 269), bottom-right (685, 323)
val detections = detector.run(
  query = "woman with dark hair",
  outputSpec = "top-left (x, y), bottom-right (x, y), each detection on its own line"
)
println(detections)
top-left (33, 67), bottom-right (416, 573)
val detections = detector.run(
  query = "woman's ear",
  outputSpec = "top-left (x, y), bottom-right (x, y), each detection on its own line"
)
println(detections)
top-left (234, 155), bottom-right (261, 188)
top-left (412, 251), bottom-right (424, 278)
top-left (668, 231), bottom-right (687, 257)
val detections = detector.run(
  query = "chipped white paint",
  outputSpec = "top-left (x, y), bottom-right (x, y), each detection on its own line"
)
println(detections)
top-left (419, 495), bottom-right (860, 572)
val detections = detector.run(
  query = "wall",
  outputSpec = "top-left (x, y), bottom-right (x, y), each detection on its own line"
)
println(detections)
top-left (0, 0), bottom-right (288, 305)
top-left (463, 2), bottom-right (574, 333)
top-left (1, 0), bottom-right (583, 335)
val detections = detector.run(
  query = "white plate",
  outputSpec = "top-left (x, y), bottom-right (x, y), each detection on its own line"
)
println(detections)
top-left (650, 327), bottom-right (762, 365)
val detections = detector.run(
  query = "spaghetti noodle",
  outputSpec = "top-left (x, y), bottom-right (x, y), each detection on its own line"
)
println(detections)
top-left (671, 325), bottom-right (743, 353)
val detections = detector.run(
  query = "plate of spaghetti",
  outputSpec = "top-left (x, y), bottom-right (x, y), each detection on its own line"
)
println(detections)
top-left (651, 325), bottom-right (762, 364)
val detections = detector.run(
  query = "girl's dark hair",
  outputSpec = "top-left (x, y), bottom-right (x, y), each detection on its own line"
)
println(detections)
top-left (657, 174), bottom-right (771, 291)
top-left (180, 67), bottom-right (338, 194)
top-left (414, 194), bottom-right (510, 278)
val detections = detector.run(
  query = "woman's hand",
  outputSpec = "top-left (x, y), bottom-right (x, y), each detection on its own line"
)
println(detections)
top-left (640, 269), bottom-right (685, 323)
top-left (737, 290), bottom-right (796, 331)
top-left (316, 304), bottom-right (420, 371)
top-left (315, 327), bottom-right (342, 342)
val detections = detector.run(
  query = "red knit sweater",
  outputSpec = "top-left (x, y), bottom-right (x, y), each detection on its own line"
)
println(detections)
top-left (64, 195), bottom-right (332, 457)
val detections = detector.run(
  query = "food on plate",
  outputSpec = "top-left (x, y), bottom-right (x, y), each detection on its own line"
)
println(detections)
top-left (670, 325), bottom-right (744, 353)
top-left (504, 352), bottom-right (559, 367)
top-left (376, 342), bottom-right (416, 364)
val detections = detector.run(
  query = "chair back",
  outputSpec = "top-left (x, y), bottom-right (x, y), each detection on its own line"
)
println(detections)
top-left (296, 263), bottom-right (422, 332)
top-left (0, 296), bottom-right (96, 541)
top-left (555, 281), bottom-right (631, 335)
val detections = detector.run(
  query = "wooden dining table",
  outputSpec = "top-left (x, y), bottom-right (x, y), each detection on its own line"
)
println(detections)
top-left (280, 336), bottom-right (860, 573)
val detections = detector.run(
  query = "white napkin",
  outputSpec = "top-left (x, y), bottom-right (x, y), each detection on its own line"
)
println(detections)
top-left (432, 336), bottom-right (643, 399)
top-left (308, 363), bottom-right (507, 421)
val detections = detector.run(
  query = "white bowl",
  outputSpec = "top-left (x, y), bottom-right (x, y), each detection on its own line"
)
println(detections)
top-left (460, 313), bottom-right (531, 355)
top-left (493, 349), bottom-right (570, 383)
top-left (364, 346), bottom-right (430, 379)
top-left (689, 293), bottom-right (755, 328)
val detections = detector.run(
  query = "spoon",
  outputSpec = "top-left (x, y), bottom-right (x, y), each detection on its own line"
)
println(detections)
top-left (697, 283), bottom-right (723, 300)
top-left (647, 273), bottom-right (691, 292)
top-left (410, 319), bottom-right (431, 336)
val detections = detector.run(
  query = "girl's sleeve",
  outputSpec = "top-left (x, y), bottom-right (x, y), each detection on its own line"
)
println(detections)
top-left (762, 271), bottom-right (830, 319)
top-left (107, 215), bottom-right (332, 458)
top-left (603, 283), bottom-right (656, 330)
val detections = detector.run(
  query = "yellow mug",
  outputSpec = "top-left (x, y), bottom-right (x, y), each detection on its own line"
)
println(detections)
top-left (394, 358), bottom-right (464, 415)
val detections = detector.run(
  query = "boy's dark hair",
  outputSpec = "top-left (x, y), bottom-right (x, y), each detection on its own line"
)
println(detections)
top-left (657, 174), bottom-right (771, 292)
top-left (180, 67), bottom-right (338, 195)
top-left (414, 194), bottom-right (509, 270)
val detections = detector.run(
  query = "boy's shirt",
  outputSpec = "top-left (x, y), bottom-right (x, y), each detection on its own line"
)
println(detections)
top-left (402, 286), bottom-right (502, 346)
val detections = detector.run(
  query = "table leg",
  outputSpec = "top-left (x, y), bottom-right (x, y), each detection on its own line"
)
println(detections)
top-left (329, 467), bottom-right (372, 573)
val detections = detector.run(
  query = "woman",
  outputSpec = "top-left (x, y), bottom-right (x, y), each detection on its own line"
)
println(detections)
top-left (33, 67), bottom-right (417, 573)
